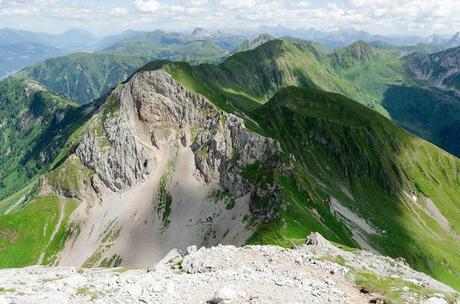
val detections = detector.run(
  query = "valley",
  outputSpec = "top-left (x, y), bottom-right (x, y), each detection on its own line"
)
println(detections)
top-left (0, 26), bottom-right (460, 302)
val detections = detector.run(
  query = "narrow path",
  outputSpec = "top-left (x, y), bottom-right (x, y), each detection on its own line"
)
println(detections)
top-left (37, 201), bottom-right (65, 265)
top-left (4, 196), bottom-right (26, 215)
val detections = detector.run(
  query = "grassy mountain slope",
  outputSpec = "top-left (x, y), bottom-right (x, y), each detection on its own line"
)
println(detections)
top-left (0, 43), bottom-right (63, 79)
top-left (1, 37), bottom-right (460, 291)
top-left (248, 87), bottom-right (460, 289)
top-left (147, 40), bottom-right (374, 117)
top-left (21, 53), bottom-right (149, 105)
top-left (156, 56), bottom-right (460, 289)
top-left (103, 30), bottom-right (231, 64)
top-left (16, 31), bottom-right (245, 105)
top-left (142, 40), bottom-right (460, 157)
top-left (330, 41), bottom-right (412, 114)
top-left (0, 76), bottom-right (95, 200)
top-left (331, 42), bottom-right (460, 157)
top-left (0, 194), bottom-right (77, 267)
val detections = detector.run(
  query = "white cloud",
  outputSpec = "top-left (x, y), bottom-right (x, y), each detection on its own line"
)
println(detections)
top-left (189, 0), bottom-right (208, 6)
top-left (109, 7), bottom-right (129, 17)
top-left (133, 0), bottom-right (161, 13)
top-left (0, 0), bottom-right (459, 36)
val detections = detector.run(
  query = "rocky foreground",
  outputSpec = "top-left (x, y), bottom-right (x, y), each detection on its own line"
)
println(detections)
top-left (0, 234), bottom-right (457, 304)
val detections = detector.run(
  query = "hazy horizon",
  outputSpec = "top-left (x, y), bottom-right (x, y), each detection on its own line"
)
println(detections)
top-left (0, 0), bottom-right (459, 37)
top-left (0, 24), bottom-right (458, 41)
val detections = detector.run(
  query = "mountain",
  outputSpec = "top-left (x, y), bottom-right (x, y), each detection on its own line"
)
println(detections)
top-left (0, 28), bottom-right (102, 79)
top-left (371, 41), bottom-right (448, 54)
top-left (20, 53), bottom-right (149, 104)
top-left (408, 47), bottom-right (460, 93)
top-left (1, 50), bottom-right (460, 293)
top-left (0, 76), bottom-right (96, 200)
top-left (139, 39), bottom-right (460, 157)
top-left (2, 29), bottom-right (248, 105)
top-left (103, 29), bottom-right (243, 64)
top-left (448, 32), bottom-right (460, 48)
top-left (328, 42), bottom-right (460, 157)
top-left (94, 30), bottom-right (146, 50)
top-left (330, 40), bottom-right (381, 68)
top-left (191, 27), bottom-right (213, 39)
top-left (154, 39), bottom-right (369, 114)
top-left (0, 43), bottom-right (63, 79)
top-left (243, 25), bottom-right (427, 48)
top-left (236, 33), bottom-right (275, 52)
top-left (424, 32), bottom-right (460, 49)
top-left (14, 38), bottom-right (460, 158)
top-left (0, 28), bottom-right (99, 52)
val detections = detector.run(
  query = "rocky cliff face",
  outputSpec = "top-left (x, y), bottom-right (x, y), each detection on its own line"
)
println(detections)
top-left (49, 69), bottom-right (282, 267)
top-left (408, 47), bottom-right (460, 93)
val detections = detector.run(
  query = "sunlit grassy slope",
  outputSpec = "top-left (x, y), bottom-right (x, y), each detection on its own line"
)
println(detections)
top-left (153, 55), bottom-right (460, 289)
top-left (144, 39), bottom-right (460, 157)
top-left (0, 194), bottom-right (76, 267)
top-left (0, 77), bottom-right (93, 200)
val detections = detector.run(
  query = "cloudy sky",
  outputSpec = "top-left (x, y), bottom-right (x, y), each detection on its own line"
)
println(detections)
top-left (0, 0), bottom-right (459, 36)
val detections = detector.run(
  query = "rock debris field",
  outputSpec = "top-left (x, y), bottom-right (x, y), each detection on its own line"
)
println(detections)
top-left (0, 233), bottom-right (458, 304)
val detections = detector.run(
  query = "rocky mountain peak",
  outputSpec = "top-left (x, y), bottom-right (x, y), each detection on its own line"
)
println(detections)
top-left (191, 27), bottom-right (213, 38)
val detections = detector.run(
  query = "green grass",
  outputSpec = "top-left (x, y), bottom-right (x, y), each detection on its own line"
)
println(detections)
top-left (0, 195), bottom-right (77, 267)
top-left (46, 156), bottom-right (94, 198)
top-left (149, 38), bottom-right (460, 159)
top-left (0, 182), bottom-right (37, 214)
top-left (0, 76), bottom-right (96, 200)
top-left (155, 156), bottom-right (177, 230)
top-left (147, 46), bottom-right (460, 289)
top-left (22, 53), bottom-right (149, 105)
top-left (105, 31), bottom-right (230, 65)
top-left (354, 271), bottom-right (459, 304)
top-left (212, 189), bottom-right (237, 210)
top-left (246, 87), bottom-right (460, 290)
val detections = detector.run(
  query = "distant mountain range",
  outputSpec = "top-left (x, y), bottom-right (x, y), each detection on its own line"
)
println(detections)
top-left (241, 25), bottom-right (460, 49)
top-left (0, 27), bottom-right (247, 81)
top-left (2, 26), bottom-right (460, 80)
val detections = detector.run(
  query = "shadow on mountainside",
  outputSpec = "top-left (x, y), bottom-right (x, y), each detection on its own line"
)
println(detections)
top-left (382, 85), bottom-right (460, 158)
top-left (248, 87), bottom-right (460, 291)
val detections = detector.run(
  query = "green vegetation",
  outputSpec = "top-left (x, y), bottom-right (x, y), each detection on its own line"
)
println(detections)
top-left (15, 31), bottom-right (245, 106)
top-left (21, 53), bottom-right (148, 104)
top-left (371, 40), bottom-right (448, 54)
top-left (247, 87), bottom-right (460, 289)
top-left (155, 157), bottom-right (177, 230)
top-left (212, 189), bottom-right (237, 210)
top-left (46, 156), bottom-right (94, 198)
top-left (99, 255), bottom-right (122, 268)
top-left (143, 39), bottom-right (460, 157)
top-left (1, 36), bottom-right (460, 294)
top-left (104, 30), bottom-right (231, 65)
top-left (0, 76), bottom-right (93, 200)
top-left (0, 195), bottom-right (76, 267)
top-left (161, 54), bottom-right (460, 289)
top-left (0, 182), bottom-right (38, 215)
top-left (354, 271), bottom-right (458, 303)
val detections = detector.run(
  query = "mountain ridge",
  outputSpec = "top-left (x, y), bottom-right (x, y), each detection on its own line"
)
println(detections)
top-left (2, 63), bottom-right (460, 291)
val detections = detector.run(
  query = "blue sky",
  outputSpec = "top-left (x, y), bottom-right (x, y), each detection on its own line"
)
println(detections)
top-left (0, 0), bottom-right (459, 36)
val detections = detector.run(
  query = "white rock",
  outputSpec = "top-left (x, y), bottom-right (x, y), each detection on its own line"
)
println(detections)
top-left (128, 284), bottom-right (143, 299)
top-left (158, 248), bottom-right (181, 265)
top-left (423, 297), bottom-right (448, 304)
top-left (210, 286), bottom-right (237, 303)
top-left (187, 245), bottom-right (197, 255)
